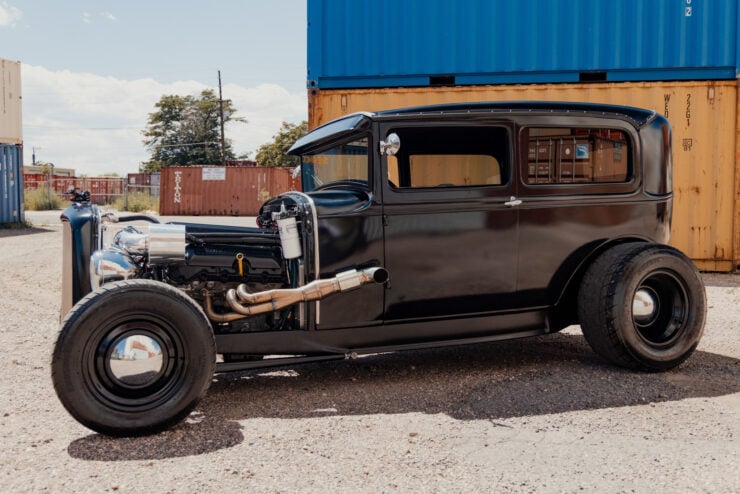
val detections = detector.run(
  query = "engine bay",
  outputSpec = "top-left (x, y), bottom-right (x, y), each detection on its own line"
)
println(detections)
top-left (62, 192), bottom-right (386, 337)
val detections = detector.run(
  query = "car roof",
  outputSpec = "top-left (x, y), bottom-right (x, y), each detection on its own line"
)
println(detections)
top-left (374, 101), bottom-right (656, 125)
top-left (289, 101), bottom-right (656, 155)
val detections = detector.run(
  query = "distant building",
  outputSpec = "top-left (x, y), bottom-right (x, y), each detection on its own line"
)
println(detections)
top-left (22, 165), bottom-right (77, 177)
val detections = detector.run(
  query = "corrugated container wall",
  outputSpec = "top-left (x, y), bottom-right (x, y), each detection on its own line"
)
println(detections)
top-left (308, 0), bottom-right (739, 88)
top-left (160, 166), bottom-right (299, 216)
top-left (1, 59), bottom-right (22, 144)
top-left (308, 81), bottom-right (739, 272)
top-left (0, 144), bottom-right (23, 223)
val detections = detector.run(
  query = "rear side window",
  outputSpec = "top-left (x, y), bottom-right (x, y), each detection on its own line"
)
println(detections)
top-left (526, 128), bottom-right (630, 184)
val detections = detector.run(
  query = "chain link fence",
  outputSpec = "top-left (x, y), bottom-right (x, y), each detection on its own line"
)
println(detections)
top-left (23, 174), bottom-right (160, 212)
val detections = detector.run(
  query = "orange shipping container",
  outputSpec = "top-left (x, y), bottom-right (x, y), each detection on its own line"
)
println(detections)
top-left (309, 81), bottom-right (739, 272)
top-left (159, 166), bottom-right (299, 216)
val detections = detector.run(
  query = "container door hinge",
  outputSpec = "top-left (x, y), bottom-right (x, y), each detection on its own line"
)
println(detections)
top-left (383, 214), bottom-right (389, 227)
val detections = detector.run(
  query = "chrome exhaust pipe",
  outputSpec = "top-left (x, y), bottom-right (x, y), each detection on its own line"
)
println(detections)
top-left (204, 267), bottom-right (388, 322)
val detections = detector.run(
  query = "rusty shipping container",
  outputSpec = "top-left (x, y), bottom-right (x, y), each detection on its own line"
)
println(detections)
top-left (159, 166), bottom-right (299, 216)
top-left (0, 58), bottom-right (22, 145)
top-left (127, 172), bottom-right (155, 186)
top-left (309, 81), bottom-right (739, 272)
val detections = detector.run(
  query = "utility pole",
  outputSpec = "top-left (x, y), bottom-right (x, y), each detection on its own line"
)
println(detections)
top-left (218, 70), bottom-right (226, 165)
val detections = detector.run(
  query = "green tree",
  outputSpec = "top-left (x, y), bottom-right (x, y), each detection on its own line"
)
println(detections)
top-left (142, 90), bottom-right (245, 171)
top-left (255, 120), bottom-right (308, 167)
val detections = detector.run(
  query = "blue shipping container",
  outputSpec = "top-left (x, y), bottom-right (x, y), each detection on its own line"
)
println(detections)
top-left (0, 144), bottom-right (24, 223)
top-left (308, 0), bottom-right (740, 88)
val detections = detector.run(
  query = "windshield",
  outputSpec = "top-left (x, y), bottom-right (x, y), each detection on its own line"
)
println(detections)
top-left (300, 137), bottom-right (369, 192)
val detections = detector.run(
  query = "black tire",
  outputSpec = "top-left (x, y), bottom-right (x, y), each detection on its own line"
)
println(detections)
top-left (578, 243), bottom-right (706, 371)
top-left (52, 280), bottom-right (216, 436)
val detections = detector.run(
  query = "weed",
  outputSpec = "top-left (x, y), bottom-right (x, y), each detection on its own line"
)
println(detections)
top-left (24, 186), bottom-right (64, 211)
top-left (111, 192), bottom-right (159, 213)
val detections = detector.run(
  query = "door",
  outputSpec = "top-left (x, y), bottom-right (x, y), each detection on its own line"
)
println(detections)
top-left (380, 122), bottom-right (520, 322)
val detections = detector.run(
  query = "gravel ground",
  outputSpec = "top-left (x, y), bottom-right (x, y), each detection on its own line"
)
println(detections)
top-left (1, 220), bottom-right (738, 493)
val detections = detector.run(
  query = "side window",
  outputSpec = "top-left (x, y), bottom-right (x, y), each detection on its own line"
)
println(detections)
top-left (526, 128), bottom-right (630, 184)
top-left (387, 126), bottom-right (508, 188)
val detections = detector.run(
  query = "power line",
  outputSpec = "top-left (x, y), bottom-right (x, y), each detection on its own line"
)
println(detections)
top-left (153, 141), bottom-right (219, 149)
top-left (25, 125), bottom-right (141, 131)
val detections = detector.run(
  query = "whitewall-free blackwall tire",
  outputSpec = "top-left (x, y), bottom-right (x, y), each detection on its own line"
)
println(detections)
top-left (578, 243), bottom-right (706, 371)
top-left (52, 280), bottom-right (216, 436)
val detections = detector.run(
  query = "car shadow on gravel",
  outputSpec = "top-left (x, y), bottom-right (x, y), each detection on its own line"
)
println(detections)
top-left (0, 226), bottom-right (56, 238)
top-left (67, 332), bottom-right (739, 461)
top-left (66, 416), bottom-right (245, 461)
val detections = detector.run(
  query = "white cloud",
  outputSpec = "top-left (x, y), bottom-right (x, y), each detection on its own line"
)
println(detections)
top-left (21, 64), bottom-right (307, 176)
top-left (225, 83), bottom-right (307, 158)
top-left (0, 2), bottom-right (22, 28)
top-left (82, 11), bottom-right (118, 24)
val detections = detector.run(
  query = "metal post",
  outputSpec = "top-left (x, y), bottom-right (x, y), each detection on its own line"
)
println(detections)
top-left (48, 163), bottom-right (55, 207)
top-left (218, 70), bottom-right (226, 165)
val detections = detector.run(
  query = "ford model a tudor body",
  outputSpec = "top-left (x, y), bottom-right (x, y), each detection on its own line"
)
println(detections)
top-left (53, 102), bottom-right (706, 436)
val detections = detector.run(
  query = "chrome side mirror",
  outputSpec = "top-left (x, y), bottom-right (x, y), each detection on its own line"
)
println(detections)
top-left (379, 133), bottom-right (401, 156)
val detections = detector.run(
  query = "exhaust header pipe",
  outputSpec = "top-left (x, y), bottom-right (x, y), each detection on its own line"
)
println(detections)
top-left (204, 267), bottom-right (388, 323)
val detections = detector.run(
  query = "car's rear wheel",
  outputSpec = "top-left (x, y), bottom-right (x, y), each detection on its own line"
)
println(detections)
top-left (52, 280), bottom-right (216, 436)
top-left (578, 243), bottom-right (706, 371)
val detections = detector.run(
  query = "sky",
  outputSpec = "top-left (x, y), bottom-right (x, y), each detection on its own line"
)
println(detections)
top-left (0, 0), bottom-right (308, 176)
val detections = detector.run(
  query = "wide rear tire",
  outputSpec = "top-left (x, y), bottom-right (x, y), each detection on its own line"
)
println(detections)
top-left (578, 243), bottom-right (706, 371)
top-left (52, 280), bottom-right (216, 436)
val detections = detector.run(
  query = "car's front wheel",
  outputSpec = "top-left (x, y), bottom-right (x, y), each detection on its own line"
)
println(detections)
top-left (578, 243), bottom-right (706, 371)
top-left (52, 280), bottom-right (216, 436)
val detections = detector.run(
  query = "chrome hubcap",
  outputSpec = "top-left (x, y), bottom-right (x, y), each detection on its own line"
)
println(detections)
top-left (632, 288), bottom-right (659, 325)
top-left (631, 270), bottom-right (689, 347)
top-left (108, 334), bottom-right (164, 387)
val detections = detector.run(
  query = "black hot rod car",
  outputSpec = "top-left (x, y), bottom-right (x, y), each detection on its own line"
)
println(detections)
top-left (52, 102), bottom-right (706, 436)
